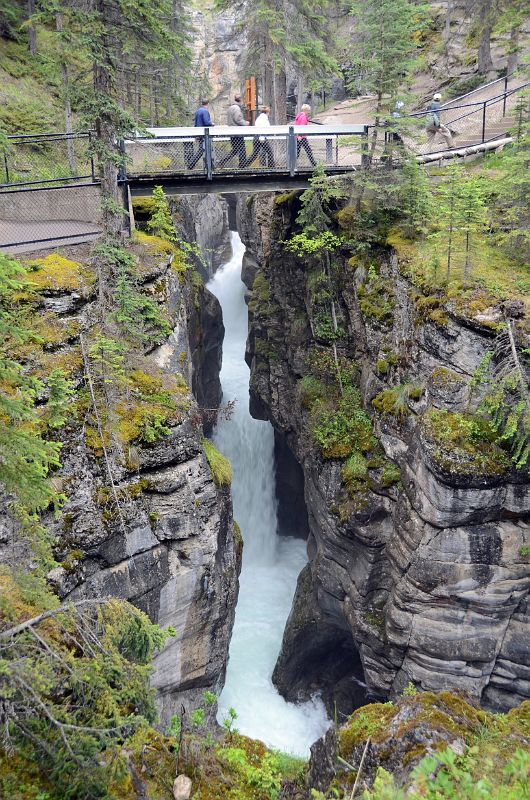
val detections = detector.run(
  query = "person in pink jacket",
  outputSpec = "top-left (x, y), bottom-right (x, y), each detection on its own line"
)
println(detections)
top-left (294, 103), bottom-right (316, 166)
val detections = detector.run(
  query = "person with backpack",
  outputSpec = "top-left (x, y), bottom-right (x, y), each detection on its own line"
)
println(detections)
top-left (218, 94), bottom-right (249, 168)
top-left (187, 99), bottom-right (214, 169)
top-left (294, 103), bottom-right (316, 166)
top-left (425, 92), bottom-right (453, 149)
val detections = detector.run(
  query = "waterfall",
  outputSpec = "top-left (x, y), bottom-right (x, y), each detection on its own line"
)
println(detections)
top-left (208, 231), bottom-right (330, 757)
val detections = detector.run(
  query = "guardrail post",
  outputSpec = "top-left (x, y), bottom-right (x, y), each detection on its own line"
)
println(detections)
top-left (204, 128), bottom-right (213, 180)
top-left (481, 102), bottom-right (487, 142)
top-left (3, 153), bottom-right (9, 183)
top-left (117, 139), bottom-right (126, 181)
top-left (288, 126), bottom-right (296, 176)
top-left (88, 131), bottom-right (96, 182)
top-left (361, 126), bottom-right (369, 166)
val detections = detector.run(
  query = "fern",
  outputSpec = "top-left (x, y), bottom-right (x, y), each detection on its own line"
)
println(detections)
top-left (476, 320), bottom-right (530, 470)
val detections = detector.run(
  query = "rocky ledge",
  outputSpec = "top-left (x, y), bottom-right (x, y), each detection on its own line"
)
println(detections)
top-left (239, 191), bottom-right (530, 716)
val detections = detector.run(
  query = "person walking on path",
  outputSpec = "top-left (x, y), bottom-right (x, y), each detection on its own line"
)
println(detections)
top-left (294, 103), bottom-right (316, 166)
top-left (219, 94), bottom-right (249, 168)
top-left (425, 92), bottom-right (453, 149)
top-left (187, 99), bottom-right (214, 169)
top-left (243, 105), bottom-right (275, 168)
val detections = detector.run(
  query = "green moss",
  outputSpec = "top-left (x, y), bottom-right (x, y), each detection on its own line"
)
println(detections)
top-left (27, 254), bottom-right (94, 292)
top-left (373, 383), bottom-right (422, 417)
top-left (357, 270), bottom-right (395, 326)
top-left (233, 520), bottom-right (243, 554)
top-left (274, 190), bottom-right (299, 206)
top-left (249, 272), bottom-right (271, 314)
top-left (311, 385), bottom-right (374, 459)
top-left (132, 196), bottom-right (156, 217)
top-left (422, 409), bottom-right (511, 477)
top-left (380, 461), bottom-right (401, 487)
top-left (203, 439), bottom-right (232, 487)
top-left (340, 702), bottom-right (398, 758)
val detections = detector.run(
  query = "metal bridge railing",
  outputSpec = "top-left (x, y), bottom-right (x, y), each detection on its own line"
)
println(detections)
top-left (125, 124), bottom-right (369, 180)
top-left (1, 131), bottom-right (95, 189)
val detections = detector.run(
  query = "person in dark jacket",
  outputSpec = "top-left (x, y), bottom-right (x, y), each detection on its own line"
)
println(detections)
top-left (425, 92), bottom-right (453, 148)
top-left (219, 94), bottom-right (249, 168)
top-left (187, 100), bottom-right (214, 169)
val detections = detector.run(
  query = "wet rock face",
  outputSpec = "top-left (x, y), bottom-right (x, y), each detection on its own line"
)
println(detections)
top-left (0, 240), bottom-right (240, 727)
top-left (240, 193), bottom-right (530, 713)
top-left (169, 194), bottom-right (232, 280)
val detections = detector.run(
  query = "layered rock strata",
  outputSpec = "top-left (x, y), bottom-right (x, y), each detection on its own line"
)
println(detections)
top-left (1, 235), bottom-right (239, 726)
top-left (239, 191), bottom-right (530, 715)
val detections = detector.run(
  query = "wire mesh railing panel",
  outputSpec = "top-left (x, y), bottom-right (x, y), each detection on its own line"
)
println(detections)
top-left (2, 134), bottom-right (93, 187)
top-left (211, 134), bottom-right (289, 173)
top-left (126, 136), bottom-right (206, 176)
top-left (0, 183), bottom-right (104, 250)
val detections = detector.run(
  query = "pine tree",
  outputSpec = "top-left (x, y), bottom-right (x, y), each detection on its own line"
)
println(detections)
top-left (348, 0), bottom-right (430, 155)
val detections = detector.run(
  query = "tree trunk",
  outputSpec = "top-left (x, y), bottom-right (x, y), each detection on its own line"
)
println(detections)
top-left (506, 25), bottom-right (519, 75)
top-left (263, 39), bottom-right (275, 121)
top-left (275, 66), bottom-right (287, 124)
top-left (56, 13), bottom-right (76, 174)
top-left (27, 0), bottom-right (37, 55)
top-left (478, 0), bottom-right (494, 75)
top-left (297, 75), bottom-right (304, 110)
top-left (94, 59), bottom-right (123, 244)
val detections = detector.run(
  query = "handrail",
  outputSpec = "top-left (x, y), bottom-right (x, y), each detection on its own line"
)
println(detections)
top-left (6, 131), bottom-right (91, 141)
top-left (439, 71), bottom-right (517, 108)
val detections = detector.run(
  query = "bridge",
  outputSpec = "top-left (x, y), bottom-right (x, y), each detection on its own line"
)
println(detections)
top-left (0, 74), bottom-right (527, 251)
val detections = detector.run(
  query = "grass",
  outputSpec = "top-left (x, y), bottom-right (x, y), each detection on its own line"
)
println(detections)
top-left (203, 439), bottom-right (232, 487)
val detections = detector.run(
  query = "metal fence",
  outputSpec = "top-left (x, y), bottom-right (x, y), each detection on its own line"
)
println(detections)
top-left (0, 182), bottom-right (103, 251)
top-left (125, 124), bottom-right (368, 180)
top-left (1, 132), bottom-right (94, 189)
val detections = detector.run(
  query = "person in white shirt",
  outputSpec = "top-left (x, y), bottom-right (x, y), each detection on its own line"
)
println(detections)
top-left (243, 105), bottom-right (275, 168)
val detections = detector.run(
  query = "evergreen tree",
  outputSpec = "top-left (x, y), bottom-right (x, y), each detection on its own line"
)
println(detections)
top-left (215, 0), bottom-right (338, 122)
top-left (348, 0), bottom-right (430, 154)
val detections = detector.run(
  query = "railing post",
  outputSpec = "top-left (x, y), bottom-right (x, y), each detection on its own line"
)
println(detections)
top-left (204, 128), bottom-right (213, 180)
top-left (481, 102), bottom-right (487, 142)
top-left (288, 126), bottom-right (296, 176)
top-left (3, 153), bottom-right (9, 184)
top-left (117, 139), bottom-right (126, 181)
top-left (88, 131), bottom-right (96, 182)
top-left (503, 75), bottom-right (508, 116)
top-left (361, 126), bottom-right (369, 166)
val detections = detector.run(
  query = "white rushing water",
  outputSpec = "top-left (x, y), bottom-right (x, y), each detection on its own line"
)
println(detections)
top-left (208, 231), bottom-right (330, 757)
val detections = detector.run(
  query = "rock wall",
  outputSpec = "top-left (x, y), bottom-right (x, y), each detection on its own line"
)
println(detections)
top-left (239, 192), bottom-right (530, 716)
top-left (0, 222), bottom-right (240, 726)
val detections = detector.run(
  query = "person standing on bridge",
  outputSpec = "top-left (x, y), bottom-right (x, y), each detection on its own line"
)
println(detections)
top-left (243, 106), bottom-right (275, 169)
top-left (218, 94), bottom-right (249, 169)
top-left (294, 103), bottom-right (316, 167)
top-left (425, 93), bottom-right (453, 149)
top-left (187, 99), bottom-right (214, 169)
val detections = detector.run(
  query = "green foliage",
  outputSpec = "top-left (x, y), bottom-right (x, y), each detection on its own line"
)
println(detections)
top-left (491, 122), bottom-right (530, 264)
top-left (44, 369), bottom-right (75, 429)
top-left (147, 185), bottom-right (178, 243)
top-left (373, 383), bottom-right (422, 417)
top-left (311, 385), bottom-right (373, 460)
top-left (402, 681), bottom-right (418, 697)
top-left (422, 409), bottom-right (511, 477)
top-left (470, 327), bottom-right (530, 470)
top-left (218, 747), bottom-right (282, 800)
top-left (0, 569), bottom-right (172, 800)
top-left (0, 253), bottom-right (63, 512)
top-left (348, 0), bottom-right (430, 112)
top-left (92, 242), bottom-right (171, 342)
top-left (203, 439), bottom-right (233, 487)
